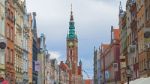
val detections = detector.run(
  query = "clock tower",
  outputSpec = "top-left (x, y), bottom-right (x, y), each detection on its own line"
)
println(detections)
top-left (66, 5), bottom-right (78, 75)
top-left (65, 5), bottom-right (83, 84)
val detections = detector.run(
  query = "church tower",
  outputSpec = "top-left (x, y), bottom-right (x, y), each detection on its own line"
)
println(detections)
top-left (66, 4), bottom-right (78, 75)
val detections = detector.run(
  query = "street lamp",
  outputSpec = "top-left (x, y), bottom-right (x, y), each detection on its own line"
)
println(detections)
top-left (126, 66), bottom-right (132, 84)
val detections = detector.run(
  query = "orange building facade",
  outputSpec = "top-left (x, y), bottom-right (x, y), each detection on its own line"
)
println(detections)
top-left (5, 0), bottom-right (15, 83)
top-left (27, 13), bottom-right (33, 84)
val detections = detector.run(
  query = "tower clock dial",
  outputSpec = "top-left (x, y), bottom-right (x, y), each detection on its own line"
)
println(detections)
top-left (68, 42), bottom-right (73, 47)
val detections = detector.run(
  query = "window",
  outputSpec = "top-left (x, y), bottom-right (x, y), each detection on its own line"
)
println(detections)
top-left (6, 48), bottom-right (10, 62)
top-left (7, 26), bottom-right (9, 38)
top-left (146, 9), bottom-right (149, 21)
top-left (6, 8), bottom-right (10, 18)
top-left (10, 28), bottom-right (13, 41)
top-left (0, 19), bottom-right (2, 34)
top-left (0, 48), bottom-right (4, 64)
top-left (8, 49), bottom-right (11, 63)
top-left (10, 12), bottom-right (13, 22)
top-left (10, 28), bottom-right (12, 40)
top-left (10, 49), bottom-right (12, 63)
top-left (70, 50), bottom-right (72, 56)
top-left (10, 50), bottom-right (13, 64)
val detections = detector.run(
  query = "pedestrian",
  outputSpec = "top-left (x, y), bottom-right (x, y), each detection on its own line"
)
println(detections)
top-left (0, 77), bottom-right (4, 84)
top-left (0, 77), bottom-right (9, 84)
top-left (1, 80), bottom-right (9, 84)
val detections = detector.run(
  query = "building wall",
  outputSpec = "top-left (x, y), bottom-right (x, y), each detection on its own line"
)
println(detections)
top-left (119, 4), bottom-right (127, 83)
top-left (22, 26), bottom-right (29, 84)
top-left (136, 0), bottom-right (146, 78)
top-left (37, 53), bottom-right (44, 84)
top-left (100, 44), bottom-right (109, 84)
top-left (97, 49), bottom-right (101, 84)
top-left (104, 44), bottom-right (120, 84)
top-left (27, 13), bottom-right (33, 84)
top-left (59, 61), bottom-right (70, 84)
top-left (50, 59), bottom-right (59, 84)
top-left (136, 0), bottom-right (150, 78)
top-left (93, 49), bottom-right (98, 84)
top-left (5, 0), bottom-right (15, 83)
top-left (0, 0), bottom-right (5, 36)
top-left (32, 38), bottom-right (38, 84)
top-left (126, 0), bottom-right (139, 80)
top-left (45, 58), bottom-right (51, 84)
top-left (14, 0), bottom-right (24, 83)
top-left (104, 46), bottom-right (113, 83)
top-left (0, 0), bottom-right (6, 78)
top-left (100, 28), bottom-right (120, 84)
top-left (119, 0), bottom-right (150, 83)
top-left (145, 0), bottom-right (150, 28)
top-left (32, 12), bottom-right (39, 84)
top-left (37, 34), bottom-right (46, 84)
top-left (144, 0), bottom-right (150, 77)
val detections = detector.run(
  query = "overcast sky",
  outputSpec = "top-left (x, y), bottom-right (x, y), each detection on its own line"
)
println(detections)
top-left (26, 0), bottom-right (126, 79)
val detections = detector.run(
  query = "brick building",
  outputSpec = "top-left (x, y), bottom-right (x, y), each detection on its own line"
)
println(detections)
top-left (27, 13), bottom-right (33, 84)
top-left (59, 61), bottom-right (69, 84)
top-left (119, 0), bottom-right (150, 83)
top-left (5, 0), bottom-right (15, 83)
top-left (100, 27), bottom-right (120, 84)
top-left (65, 5), bottom-right (83, 84)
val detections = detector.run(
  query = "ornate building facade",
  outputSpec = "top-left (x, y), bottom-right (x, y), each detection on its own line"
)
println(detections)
top-left (5, 0), bottom-right (15, 83)
top-left (14, 0), bottom-right (25, 83)
top-left (119, 0), bottom-right (150, 83)
top-left (27, 13), bottom-right (33, 84)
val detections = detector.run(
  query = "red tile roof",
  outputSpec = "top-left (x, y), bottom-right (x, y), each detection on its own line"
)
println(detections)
top-left (113, 28), bottom-right (120, 40)
top-left (59, 61), bottom-right (69, 71)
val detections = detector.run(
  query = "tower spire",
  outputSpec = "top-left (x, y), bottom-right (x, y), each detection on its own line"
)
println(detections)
top-left (67, 4), bottom-right (77, 39)
top-left (70, 4), bottom-right (74, 21)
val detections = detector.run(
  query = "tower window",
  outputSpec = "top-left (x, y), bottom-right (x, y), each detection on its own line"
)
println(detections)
top-left (70, 50), bottom-right (72, 56)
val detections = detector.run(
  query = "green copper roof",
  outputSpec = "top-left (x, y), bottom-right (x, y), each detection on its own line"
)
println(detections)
top-left (67, 8), bottom-right (77, 39)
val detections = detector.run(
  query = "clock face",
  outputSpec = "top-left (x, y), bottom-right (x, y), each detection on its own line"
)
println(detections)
top-left (68, 42), bottom-right (73, 47)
